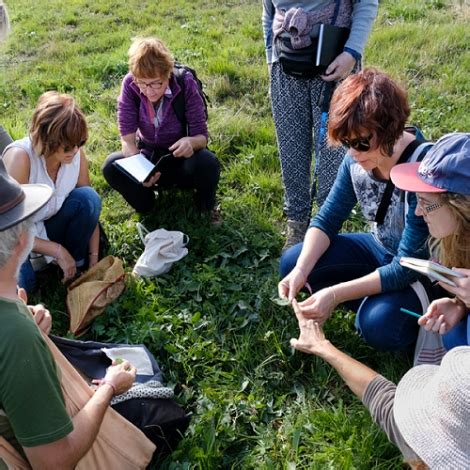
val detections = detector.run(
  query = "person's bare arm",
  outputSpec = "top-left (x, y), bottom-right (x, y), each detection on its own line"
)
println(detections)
top-left (290, 301), bottom-right (378, 399)
top-left (76, 149), bottom-right (90, 187)
top-left (23, 361), bottom-right (136, 469)
top-left (3, 147), bottom-right (31, 183)
top-left (120, 133), bottom-right (139, 157)
top-left (88, 224), bottom-right (100, 267)
top-left (296, 270), bottom-right (382, 323)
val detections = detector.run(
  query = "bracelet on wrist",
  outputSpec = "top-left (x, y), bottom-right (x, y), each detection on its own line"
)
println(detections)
top-left (89, 252), bottom-right (99, 257)
top-left (100, 379), bottom-right (116, 395)
top-left (55, 243), bottom-right (62, 260)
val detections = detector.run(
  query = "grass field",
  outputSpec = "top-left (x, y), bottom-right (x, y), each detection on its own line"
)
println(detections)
top-left (1, 0), bottom-right (469, 468)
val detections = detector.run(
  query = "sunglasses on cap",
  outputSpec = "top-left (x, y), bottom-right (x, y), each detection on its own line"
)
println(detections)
top-left (340, 134), bottom-right (373, 152)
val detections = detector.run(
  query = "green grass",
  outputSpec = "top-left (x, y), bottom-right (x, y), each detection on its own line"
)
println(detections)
top-left (1, 0), bottom-right (468, 468)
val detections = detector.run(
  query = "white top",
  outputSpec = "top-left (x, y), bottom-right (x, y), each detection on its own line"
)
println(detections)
top-left (4, 137), bottom-right (80, 261)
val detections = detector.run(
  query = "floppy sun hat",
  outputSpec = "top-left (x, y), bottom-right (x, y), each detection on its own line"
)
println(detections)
top-left (393, 346), bottom-right (470, 468)
top-left (0, 159), bottom-right (52, 231)
top-left (390, 132), bottom-right (470, 195)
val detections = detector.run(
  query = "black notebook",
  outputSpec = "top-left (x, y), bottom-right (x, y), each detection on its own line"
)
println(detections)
top-left (114, 153), bottom-right (172, 184)
top-left (313, 24), bottom-right (350, 68)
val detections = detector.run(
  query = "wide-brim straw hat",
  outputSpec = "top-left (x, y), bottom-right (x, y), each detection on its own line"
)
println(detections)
top-left (394, 346), bottom-right (470, 468)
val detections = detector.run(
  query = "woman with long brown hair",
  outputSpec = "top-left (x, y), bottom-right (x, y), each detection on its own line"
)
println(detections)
top-left (391, 132), bottom-right (470, 349)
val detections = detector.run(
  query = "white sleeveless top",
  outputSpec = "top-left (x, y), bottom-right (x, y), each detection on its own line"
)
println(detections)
top-left (4, 137), bottom-right (80, 244)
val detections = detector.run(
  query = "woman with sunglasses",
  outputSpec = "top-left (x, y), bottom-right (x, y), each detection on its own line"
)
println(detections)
top-left (391, 133), bottom-right (470, 350)
top-left (102, 37), bottom-right (220, 222)
top-left (2, 91), bottom-right (101, 293)
top-left (279, 68), bottom-right (431, 352)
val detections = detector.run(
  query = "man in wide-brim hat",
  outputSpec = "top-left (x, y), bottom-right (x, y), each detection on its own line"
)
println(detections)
top-left (0, 160), bottom-right (138, 468)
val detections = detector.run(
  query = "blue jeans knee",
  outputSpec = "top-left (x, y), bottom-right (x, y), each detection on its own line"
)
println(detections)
top-left (355, 289), bottom-right (421, 351)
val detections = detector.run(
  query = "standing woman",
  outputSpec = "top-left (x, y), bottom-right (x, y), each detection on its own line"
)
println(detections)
top-left (0, 1), bottom-right (13, 153)
top-left (102, 37), bottom-right (220, 220)
top-left (3, 91), bottom-right (101, 293)
top-left (391, 133), bottom-right (470, 350)
top-left (262, 0), bottom-right (378, 249)
top-left (278, 69), bottom-right (431, 352)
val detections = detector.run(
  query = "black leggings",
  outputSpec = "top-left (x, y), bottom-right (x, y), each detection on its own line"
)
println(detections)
top-left (102, 148), bottom-right (220, 214)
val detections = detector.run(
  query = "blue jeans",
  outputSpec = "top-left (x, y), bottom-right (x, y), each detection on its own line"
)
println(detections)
top-left (279, 233), bottom-right (421, 351)
top-left (19, 187), bottom-right (101, 293)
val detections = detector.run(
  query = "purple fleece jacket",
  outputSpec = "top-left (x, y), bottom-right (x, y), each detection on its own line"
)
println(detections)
top-left (117, 71), bottom-right (208, 149)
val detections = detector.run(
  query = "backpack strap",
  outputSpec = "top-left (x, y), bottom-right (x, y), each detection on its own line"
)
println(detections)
top-left (171, 65), bottom-right (188, 136)
top-left (375, 139), bottom-right (429, 225)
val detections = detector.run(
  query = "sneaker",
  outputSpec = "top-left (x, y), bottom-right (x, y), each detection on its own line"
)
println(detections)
top-left (283, 219), bottom-right (309, 251)
top-left (209, 205), bottom-right (223, 226)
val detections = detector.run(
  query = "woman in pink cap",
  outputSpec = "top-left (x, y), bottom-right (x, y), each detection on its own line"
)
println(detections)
top-left (391, 132), bottom-right (470, 349)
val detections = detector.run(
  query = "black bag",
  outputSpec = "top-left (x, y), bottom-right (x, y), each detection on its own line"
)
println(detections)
top-left (274, 0), bottom-right (348, 79)
top-left (50, 335), bottom-right (191, 459)
top-left (276, 35), bottom-right (320, 79)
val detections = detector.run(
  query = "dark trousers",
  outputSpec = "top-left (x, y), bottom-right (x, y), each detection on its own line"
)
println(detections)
top-left (102, 148), bottom-right (220, 214)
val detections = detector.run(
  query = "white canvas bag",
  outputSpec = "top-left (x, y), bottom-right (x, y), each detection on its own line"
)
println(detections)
top-left (133, 223), bottom-right (189, 277)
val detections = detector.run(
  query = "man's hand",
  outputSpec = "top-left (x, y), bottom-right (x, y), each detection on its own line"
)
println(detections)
top-left (418, 297), bottom-right (467, 335)
top-left (18, 288), bottom-right (52, 334)
top-left (321, 51), bottom-right (356, 82)
top-left (169, 137), bottom-right (194, 158)
top-left (290, 300), bottom-right (330, 355)
top-left (93, 360), bottom-right (136, 396)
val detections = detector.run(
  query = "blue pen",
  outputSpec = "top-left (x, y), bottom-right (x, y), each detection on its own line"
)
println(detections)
top-left (400, 307), bottom-right (422, 319)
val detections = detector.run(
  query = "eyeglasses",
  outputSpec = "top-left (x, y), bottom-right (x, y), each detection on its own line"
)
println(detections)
top-left (63, 140), bottom-right (86, 152)
top-left (134, 79), bottom-right (166, 91)
top-left (340, 134), bottom-right (373, 152)
top-left (417, 195), bottom-right (443, 214)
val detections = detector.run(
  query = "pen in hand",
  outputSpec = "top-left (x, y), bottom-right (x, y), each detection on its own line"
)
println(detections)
top-left (400, 307), bottom-right (422, 319)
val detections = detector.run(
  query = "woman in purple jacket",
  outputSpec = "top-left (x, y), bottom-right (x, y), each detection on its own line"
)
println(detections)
top-left (102, 37), bottom-right (220, 219)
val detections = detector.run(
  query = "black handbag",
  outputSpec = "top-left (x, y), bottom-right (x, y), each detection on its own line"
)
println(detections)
top-left (275, 0), bottom-right (348, 79)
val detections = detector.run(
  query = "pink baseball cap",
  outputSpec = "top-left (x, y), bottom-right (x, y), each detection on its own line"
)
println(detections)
top-left (391, 133), bottom-right (470, 195)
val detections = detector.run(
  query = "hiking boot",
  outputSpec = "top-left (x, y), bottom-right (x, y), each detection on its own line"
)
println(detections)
top-left (283, 219), bottom-right (309, 251)
top-left (209, 205), bottom-right (223, 226)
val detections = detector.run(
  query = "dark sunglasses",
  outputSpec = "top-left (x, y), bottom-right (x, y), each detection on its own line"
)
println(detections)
top-left (340, 134), bottom-right (373, 152)
top-left (63, 140), bottom-right (87, 152)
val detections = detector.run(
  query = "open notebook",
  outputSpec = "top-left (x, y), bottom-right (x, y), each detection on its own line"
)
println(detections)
top-left (113, 153), bottom-right (172, 184)
top-left (400, 257), bottom-right (464, 286)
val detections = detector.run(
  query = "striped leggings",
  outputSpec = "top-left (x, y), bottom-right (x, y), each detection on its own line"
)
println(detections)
top-left (270, 62), bottom-right (346, 221)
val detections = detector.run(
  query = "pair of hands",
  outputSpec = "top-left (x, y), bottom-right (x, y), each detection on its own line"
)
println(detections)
top-left (18, 288), bottom-right (52, 335)
top-left (18, 289), bottom-right (135, 396)
top-left (142, 137), bottom-right (194, 187)
top-left (418, 269), bottom-right (470, 335)
top-left (290, 300), bottom-right (330, 356)
top-left (278, 267), bottom-right (338, 325)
